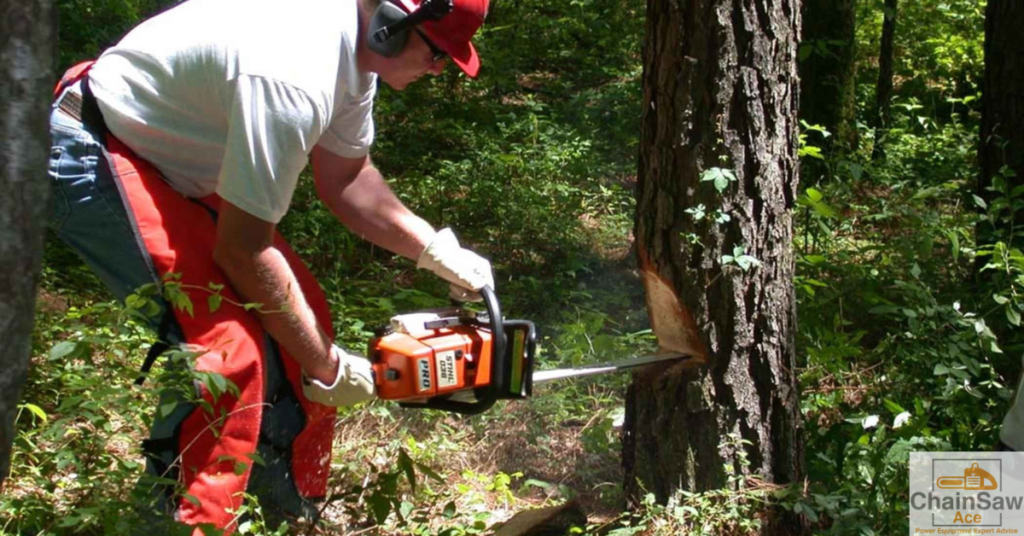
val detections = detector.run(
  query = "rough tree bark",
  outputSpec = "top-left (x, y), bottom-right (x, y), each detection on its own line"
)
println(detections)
top-left (799, 0), bottom-right (857, 181)
top-left (871, 0), bottom-right (897, 160)
top-left (0, 0), bottom-right (55, 489)
top-left (623, 0), bottom-right (804, 534)
top-left (977, 0), bottom-right (1024, 251)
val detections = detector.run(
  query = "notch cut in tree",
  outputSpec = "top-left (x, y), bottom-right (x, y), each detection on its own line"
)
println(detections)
top-left (623, 0), bottom-right (805, 533)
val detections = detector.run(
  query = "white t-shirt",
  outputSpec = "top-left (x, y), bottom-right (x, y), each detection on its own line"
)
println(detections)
top-left (89, 0), bottom-right (377, 223)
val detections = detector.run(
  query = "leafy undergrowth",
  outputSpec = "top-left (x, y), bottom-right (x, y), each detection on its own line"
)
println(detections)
top-left (4, 249), bottom-right (645, 536)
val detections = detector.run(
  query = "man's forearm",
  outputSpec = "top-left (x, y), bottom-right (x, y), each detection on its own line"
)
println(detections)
top-left (214, 244), bottom-right (337, 383)
top-left (319, 164), bottom-right (435, 260)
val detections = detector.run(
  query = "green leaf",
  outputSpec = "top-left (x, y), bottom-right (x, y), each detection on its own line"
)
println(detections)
top-left (246, 451), bottom-right (266, 467)
top-left (210, 373), bottom-right (228, 399)
top-left (869, 305), bottom-right (901, 315)
top-left (798, 44), bottom-right (813, 62)
top-left (398, 448), bottom-right (417, 493)
top-left (415, 461), bottom-right (444, 483)
top-left (801, 502), bottom-right (820, 523)
top-left (883, 399), bottom-right (906, 414)
top-left (701, 167), bottom-right (737, 193)
top-left (685, 204), bottom-right (706, 221)
top-left (934, 364), bottom-right (950, 376)
top-left (443, 501), bottom-right (457, 519)
top-left (848, 163), bottom-right (864, 180)
top-left (367, 491), bottom-right (391, 524)
top-left (735, 255), bottom-right (762, 271)
top-left (805, 188), bottom-right (823, 202)
top-left (1008, 307), bottom-right (1021, 327)
top-left (233, 461), bottom-right (248, 476)
top-left (399, 501), bottom-right (415, 520)
top-left (50, 341), bottom-right (78, 361)
top-left (20, 403), bottom-right (48, 423)
top-left (208, 294), bottom-right (222, 313)
top-left (237, 521), bottom-right (252, 535)
top-left (974, 194), bottom-right (988, 209)
top-left (158, 399), bottom-right (179, 419)
top-left (183, 494), bottom-right (202, 508)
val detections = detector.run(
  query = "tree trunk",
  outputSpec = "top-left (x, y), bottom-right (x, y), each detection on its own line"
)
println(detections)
top-left (977, 0), bottom-right (1024, 251)
top-left (871, 0), bottom-right (897, 161)
top-left (0, 0), bottom-right (55, 490)
top-left (623, 0), bottom-right (804, 534)
top-left (799, 0), bottom-right (857, 174)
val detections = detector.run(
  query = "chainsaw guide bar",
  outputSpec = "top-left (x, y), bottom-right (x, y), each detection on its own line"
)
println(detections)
top-left (532, 353), bottom-right (688, 384)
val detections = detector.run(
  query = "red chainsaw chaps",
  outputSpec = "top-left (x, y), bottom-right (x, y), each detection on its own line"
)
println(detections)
top-left (55, 62), bottom-right (337, 534)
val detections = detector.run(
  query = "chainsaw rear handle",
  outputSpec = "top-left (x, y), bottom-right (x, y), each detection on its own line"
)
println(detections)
top-left (398, 285), bottom-right (505, 415)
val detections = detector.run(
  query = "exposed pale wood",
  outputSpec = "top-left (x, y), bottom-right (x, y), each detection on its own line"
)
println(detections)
top-left (638, 250), bottom-right (706, 361)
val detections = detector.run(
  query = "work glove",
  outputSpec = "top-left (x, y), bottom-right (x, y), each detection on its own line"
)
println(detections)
top-left (416, 228), bottom-right (495, 302)
top-left (302, 345), bottom-right (376, 408)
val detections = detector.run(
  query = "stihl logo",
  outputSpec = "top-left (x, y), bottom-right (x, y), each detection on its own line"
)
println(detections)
top-left (417, 358), bottom-right (431, 392)
top-left (436, 351), bottom-right (457, 388)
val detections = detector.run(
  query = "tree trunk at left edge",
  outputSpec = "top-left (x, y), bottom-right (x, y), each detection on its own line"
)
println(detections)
top-left (0, 0), bottom-right (55, 490)
top-left (623, 0), bottom-right (805, 534)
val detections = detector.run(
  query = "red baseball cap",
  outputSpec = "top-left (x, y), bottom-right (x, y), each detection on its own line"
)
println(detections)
top-left (393, 0), bottom-right (489, 77)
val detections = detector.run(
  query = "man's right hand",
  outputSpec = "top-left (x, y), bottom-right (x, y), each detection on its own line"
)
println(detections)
top-left (302, 345), bottom-right (376, 408)
top-left (416, 228), bottom-right (495, 301)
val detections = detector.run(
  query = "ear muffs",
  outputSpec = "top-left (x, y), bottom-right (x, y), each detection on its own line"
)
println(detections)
top-left (368, 1), bottom-right (412, 58)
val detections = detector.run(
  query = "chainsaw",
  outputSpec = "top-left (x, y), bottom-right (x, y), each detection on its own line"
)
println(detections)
top-left (368, 287), bottom-right (688, 415)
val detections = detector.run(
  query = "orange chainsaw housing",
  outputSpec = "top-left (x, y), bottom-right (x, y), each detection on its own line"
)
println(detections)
top-left (371, 326), bottom-right (494, 401)
top-left (367, 288), bottom-right (537, 415)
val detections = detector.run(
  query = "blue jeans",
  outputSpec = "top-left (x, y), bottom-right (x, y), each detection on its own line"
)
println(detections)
top-left (49, 81), bottom-right (163, 308)
top-left (47, 81), bottom-right (319, 525)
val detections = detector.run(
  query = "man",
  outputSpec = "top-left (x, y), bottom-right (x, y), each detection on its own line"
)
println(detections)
top-left (47, 0), bottom-right (492, 531)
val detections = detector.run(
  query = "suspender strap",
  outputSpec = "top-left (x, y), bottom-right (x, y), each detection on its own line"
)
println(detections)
top-left (135, 312), bottom-right (176, 386)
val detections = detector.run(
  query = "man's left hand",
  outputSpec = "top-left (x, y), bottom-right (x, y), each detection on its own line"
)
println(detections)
top-left (416, 228), bottom-right (495, 301)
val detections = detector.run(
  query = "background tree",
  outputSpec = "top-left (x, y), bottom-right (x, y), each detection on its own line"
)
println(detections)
top-left (622, 0), bottom-right (804, 533)
top-left (870, 0), bottom-right (897, 160)
top-left (799, 0), bottom-right (858, 177)
top-left (0, 0), bottom-right (55, 489)
top-left (977, 0), bottom-right (1024, 252)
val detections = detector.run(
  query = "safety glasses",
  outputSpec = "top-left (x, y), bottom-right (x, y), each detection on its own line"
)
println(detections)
top-left (414, 28), bottom-right (447, 64)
